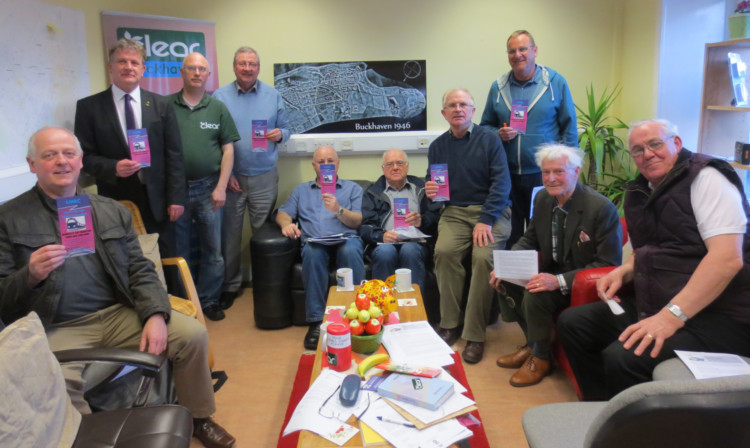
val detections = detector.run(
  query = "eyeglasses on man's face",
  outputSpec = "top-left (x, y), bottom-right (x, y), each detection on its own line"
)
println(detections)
top-left (235, 62), bottom-right (259, 69)
top-left (443, 102), bottom-right (474, 111)
top-left (383, 161), bottom-right (408, 168)
top-left (629, 135), bottom-right (675, 158)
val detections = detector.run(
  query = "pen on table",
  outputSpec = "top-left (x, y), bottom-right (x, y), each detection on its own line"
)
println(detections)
top-left (376, 416), bottom-right (416, 428)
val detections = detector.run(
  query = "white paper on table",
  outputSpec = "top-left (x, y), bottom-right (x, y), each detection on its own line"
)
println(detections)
top-left (493, 250), bottom-right (538, 284)
top-left (675, 350), bottom-right (750, 379)
top-left (360, 397), bottom-right (472, 448)
top-left (383, 321), bottom-right (455, 367)
top-left (439, 368), bottom-right (467, 394)
top-left (282, 369), bottom-right (361, 444)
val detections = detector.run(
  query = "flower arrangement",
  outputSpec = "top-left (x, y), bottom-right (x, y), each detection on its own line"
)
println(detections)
top-left (736, 1), bottom-right (750, 14)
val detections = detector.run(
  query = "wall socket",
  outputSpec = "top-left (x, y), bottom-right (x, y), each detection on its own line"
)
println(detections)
top-left (417, 137), bottom-right (430, 149)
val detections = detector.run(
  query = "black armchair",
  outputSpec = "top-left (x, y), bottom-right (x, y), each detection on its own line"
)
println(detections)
top-left (56, 348), bottom-right (193, 448)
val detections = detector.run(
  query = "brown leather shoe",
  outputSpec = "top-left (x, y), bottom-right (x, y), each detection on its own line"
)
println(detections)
top-left (462, 341), bottom-right (485, 364)
top-left (193, 417), bottom-right (236, 448)
top-left (437, 326), bottom-right (461, 346)
top-left (496, 345), bottom-right (532, 369)
top-left (509, 356), bottom-right (552, 387)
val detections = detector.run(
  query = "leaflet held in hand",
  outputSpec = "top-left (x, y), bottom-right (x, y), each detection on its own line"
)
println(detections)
top-left (393, 198), bottom-right (409, 230)
top-left (57, 195), bottom-right (95, 257)
top-left (127, 128), bottom-right (151, 166)
top-left (430, 164), bottom-right (450, 201)
top-left (377, 373), bottom-right (454, 411)
top-left (251, 119), bottom-right (268, 152)
top-left (510, 100), bottom-right (529, 134)
top-left (320, 164), bottom-right (337, 196)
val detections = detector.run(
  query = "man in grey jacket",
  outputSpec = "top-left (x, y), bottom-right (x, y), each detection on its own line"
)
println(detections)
top-left (0, 127), bottom-right (235, 448)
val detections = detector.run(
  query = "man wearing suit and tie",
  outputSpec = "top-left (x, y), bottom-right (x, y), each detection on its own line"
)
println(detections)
top-left (74, 38), bottom-right (186, 258)
top-left (490, 144), bottom-right (622, 387)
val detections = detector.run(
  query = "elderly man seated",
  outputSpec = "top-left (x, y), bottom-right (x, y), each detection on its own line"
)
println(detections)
top-left (558, 119), bottom-right (750, 400)
top-left (491, 144), bottom-right (622, 387)
top-left (0, 127), bottom-right (235, 448)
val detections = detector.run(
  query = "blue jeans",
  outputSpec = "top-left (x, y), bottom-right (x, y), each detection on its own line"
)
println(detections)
top-left (176, 174), bottom-right (224, 308)
top-left (371, 243), bottom-right (427, 291)
top-left (301, 237), bottom-right (365, 322)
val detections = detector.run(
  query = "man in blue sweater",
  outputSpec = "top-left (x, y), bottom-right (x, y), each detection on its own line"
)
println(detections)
top-left (480, 30), bottom-right (577, 248)
top-left (213, 46), bottom-right (291, 310)
top-left (426, 89), bottom-right (512, 363)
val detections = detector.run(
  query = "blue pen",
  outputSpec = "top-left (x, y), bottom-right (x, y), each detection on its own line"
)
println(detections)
top-left (376, 416), bottom-right (416, 428)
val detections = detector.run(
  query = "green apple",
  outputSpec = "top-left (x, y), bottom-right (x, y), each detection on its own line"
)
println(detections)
top-left (357, 309), bottom-right (370, 323)
top-left (368, 304), bottom-right (382, 319)
top-left (345, 307), bottom-right (359, 320)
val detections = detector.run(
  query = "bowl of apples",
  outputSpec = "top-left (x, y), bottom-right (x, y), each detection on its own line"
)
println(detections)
top-left (346, 292), bottom-right (385, 354)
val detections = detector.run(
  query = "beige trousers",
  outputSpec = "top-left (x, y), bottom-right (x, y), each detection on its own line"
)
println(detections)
top-left (47, 304), bottom-right (215, 418)
top-left (434, 205), bottom-right (511, 342)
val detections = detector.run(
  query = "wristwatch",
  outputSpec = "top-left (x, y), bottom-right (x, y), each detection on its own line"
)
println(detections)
top-left (337, 207), bottom-right (345, 216)
top-left (666, 302), bottom-right (688, 322)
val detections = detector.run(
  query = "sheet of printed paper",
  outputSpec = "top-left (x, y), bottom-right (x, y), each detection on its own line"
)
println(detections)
top-left (57, 195), bottom-right (95, 257)
top-left (493, 249), bottom-right (538, 285)
top-left (360, 397), bottom-right (472, 448)
top-left (251, 119), bottom-right (268, 152)
top-left (127, 128), bottom-right (151, 166)
top-left (283, 369), bottom-right (359, 445)
top-left (393, 197), bottom-right (409, 230)
top-left (675, 350), bottom-right (750, 379)
top-left (320, 164), bottom-right (337, 196)
top-left (383, 321), bottom-right (454, 367)
top-left (430, 164), bottom-right (450, 201)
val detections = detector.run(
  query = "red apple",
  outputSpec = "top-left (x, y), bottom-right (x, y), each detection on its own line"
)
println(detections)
top-left (355, 294), bottom-right (371, 311)
top-left (365, 318), bottom-right (382, 335)
top-left (350, 319), bottom-right (364, 335)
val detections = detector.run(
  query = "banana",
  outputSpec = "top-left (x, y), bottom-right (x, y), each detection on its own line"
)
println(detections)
top-left (357, 353), bottom-right (390, 377)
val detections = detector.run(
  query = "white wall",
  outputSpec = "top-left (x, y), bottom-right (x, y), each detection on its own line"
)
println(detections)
top-left (657, 0), bottom-right (726, 149)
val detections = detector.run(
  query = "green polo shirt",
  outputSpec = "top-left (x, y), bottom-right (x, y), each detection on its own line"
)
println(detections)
top-left (170, 91), bottom-right (240, 180)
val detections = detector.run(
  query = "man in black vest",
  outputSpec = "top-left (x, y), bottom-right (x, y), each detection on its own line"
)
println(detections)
top-left (558, 119), bottom-right (750, 400)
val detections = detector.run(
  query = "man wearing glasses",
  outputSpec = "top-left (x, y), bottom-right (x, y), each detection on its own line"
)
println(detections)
top-left (480, 30), bottom-right (577, 248)
top-left (213, 47), bottom-right (291, 311)
top-left (558, 119), bottom-right (750, 400)
top-left (425, 89), bottom-right (512, 364)
top-left (360, 149), bottom-right (441, 292)
top-left (170, 53), bottom-right (239, 321)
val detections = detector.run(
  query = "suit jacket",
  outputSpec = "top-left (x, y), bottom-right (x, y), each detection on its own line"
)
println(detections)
top-left (513, 182), bottom-right (622, 287)
top-left (74, 87), bottom-right (186, 223)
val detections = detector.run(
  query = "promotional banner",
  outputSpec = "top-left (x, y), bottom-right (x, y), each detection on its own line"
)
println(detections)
top-left (274, 60), bottom-right (427, 134)
top-left (101, 12), bottom-right (218, 95)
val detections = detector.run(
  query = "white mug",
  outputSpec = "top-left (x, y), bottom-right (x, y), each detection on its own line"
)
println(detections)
top-left (336, 268), bottom-right (354, 291)
top-left (395, 268), bottom-right (413, 292)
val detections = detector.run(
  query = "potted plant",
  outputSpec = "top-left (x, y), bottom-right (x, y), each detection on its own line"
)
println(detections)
top-left (576, 85), bottom-right (637, 215)
top-left (730, 1), bottom-right (750, 39)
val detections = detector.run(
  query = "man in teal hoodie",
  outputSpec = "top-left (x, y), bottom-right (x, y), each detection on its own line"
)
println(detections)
top-left (480, 30), bottom-right (577, 247)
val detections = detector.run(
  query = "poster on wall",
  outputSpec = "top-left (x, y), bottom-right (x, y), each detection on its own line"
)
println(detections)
top-left (101, 12), bottom-right (218, 95)
top-left (273, 60), bottom-right (426, 134)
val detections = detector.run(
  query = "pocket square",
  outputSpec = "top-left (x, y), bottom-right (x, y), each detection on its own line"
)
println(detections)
top-left (579, 231), bottom-right (591, 242)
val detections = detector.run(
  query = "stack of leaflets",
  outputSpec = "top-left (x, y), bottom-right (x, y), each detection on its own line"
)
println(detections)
top-left (377, 373), bottom-right (454, 411)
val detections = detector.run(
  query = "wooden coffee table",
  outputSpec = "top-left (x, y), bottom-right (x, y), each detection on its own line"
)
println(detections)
top-left (297, 284), bottom-right (427, 448)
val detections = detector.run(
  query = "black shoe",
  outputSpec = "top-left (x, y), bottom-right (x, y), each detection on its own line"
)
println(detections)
top-left (304, 322), bottom-right (322, 350)
top-left (462, 341), bottom-right (485, 364)
top-left (203, 304), bottom-right (225, 321)
top-left (219, 291), bottom-right (238, 310)
top-left (437, 326), bottom-right (461, 346)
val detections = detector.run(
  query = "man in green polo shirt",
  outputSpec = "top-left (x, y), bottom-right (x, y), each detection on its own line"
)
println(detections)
top-left (170, 52), bottom-right (240, 321)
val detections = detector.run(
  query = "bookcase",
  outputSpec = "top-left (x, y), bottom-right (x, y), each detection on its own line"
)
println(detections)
top-left (698, 37), bottom-right (750, 197)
